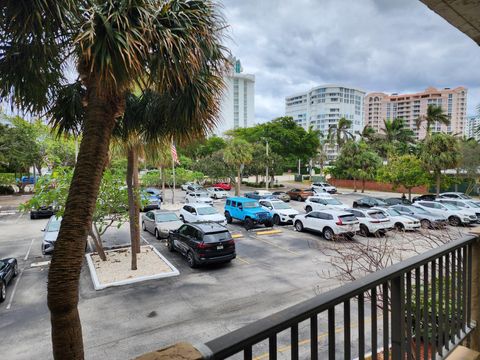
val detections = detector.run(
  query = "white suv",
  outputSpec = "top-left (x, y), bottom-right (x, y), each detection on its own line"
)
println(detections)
top-left (179, 203), bottom-right (227, 225)
top-left (304, 196), bottom-right (348, 213)
top-left (206, 187), bottom-right (229, 199)
top-left (259, 199), bottom-right (299, 225)
top-left (436, 199), bottom-right (480, 223)
top-left (312, 182), bottom-right (337, 194)
top-left (293, 209), bottom-right (359, 240)
top-left (415, 201), bottom-right (477, 226)
top-left (347, 208), bottom-right (392, 237)
top-left (185, 191), bottom-right (213, 205)
top-left (372, 207), bottom-right (420, 231)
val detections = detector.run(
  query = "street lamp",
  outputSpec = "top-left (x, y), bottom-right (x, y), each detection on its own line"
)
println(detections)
top-left (265, 139), bottom-right (269, 191)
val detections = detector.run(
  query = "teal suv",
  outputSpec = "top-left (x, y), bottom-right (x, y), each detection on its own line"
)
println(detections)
top-left (224, 197), bottom-right (273, 230)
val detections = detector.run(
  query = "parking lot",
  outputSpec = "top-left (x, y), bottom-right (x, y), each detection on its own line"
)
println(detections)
top-left (0, 188), bottom-right (475, 359)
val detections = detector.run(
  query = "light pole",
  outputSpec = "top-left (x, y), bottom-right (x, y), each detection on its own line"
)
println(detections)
top-left (265, 139), bottom-right (269, 191)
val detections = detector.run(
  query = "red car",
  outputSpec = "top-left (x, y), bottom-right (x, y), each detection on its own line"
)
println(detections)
top-left (212, 182), bottom-right (232, 191)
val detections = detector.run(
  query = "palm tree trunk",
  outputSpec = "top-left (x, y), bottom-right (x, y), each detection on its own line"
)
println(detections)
top-left (236, 166), bottom-right (241, 196)
top-left (436, 172), bottom-right (441, 195)
top-left (47, 87), bottom-right (121, 360)
top-left (127, 146), bottom-right (140, 271)
top-left (361, 178), bottom-right (365, 193)
top-left (408, 188), bottom-right (412, 201)
top-left (353, 177), bottom-right (357, 192)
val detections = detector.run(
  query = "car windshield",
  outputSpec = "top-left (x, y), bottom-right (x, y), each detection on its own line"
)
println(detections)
top-left (197, 207), bottom-right (218, 215)
top-left (196, 192), bottom-right (208, 197)
top-left (442, 203), bottom-right (461, 210)
top-left (373, 198), bottom-right (387, 205)
top-left (411, 206), bottom-right (431, 215)
top-left (325, 198), bottom-right (342, 205)
top-left (386, 208), bottom-right (401, 216)
top-left (339, 214), bottom-right (357, 222)
top-left (459, 194), bottom-right (472, 199)
top-left (467, 201), bottom-right (480, 208)
top-left (203, 231), bottom-right (232, 243)
top-left (272, 202), bottom-right (290, 209)
top-left (243, 201), bottom-right (260, 208)
top-left (321, 183), bottom-right (331, 187)
top-left (368, 211), bottom-right (387, 219)
top-left (155, 213), bottom-right (179, 222)
top-left (47, 218), bottom-right (62, 232)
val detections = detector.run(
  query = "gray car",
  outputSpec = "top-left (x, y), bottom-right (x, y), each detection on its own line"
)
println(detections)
top-left (142, 210), bottom-right (183, 239)
top-left (391, 205), bottom-right (447, 229)
top-left (42, 216), bottom-right (62, 255)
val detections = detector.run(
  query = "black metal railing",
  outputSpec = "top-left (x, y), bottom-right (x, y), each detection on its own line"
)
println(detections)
top-left (201, 235), bottom-right (478, 359)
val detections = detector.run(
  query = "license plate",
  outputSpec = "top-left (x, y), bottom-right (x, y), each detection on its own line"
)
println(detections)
top-left (217, 245), bottom-right (223, 250)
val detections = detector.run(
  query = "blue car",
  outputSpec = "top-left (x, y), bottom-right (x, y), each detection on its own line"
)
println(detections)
top-left (144, 187), bottom-right (163, 203)
top-left (224, 197), bottom-right (273, 230)
top-left (141, 193), bottom-right (161, 212)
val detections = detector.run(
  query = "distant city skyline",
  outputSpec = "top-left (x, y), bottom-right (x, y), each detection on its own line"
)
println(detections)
top-left (221, 0), bottom-right (480, 124)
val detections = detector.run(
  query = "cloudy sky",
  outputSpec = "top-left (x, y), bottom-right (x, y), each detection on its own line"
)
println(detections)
top-left (221, 0), bottom-right (480, 124)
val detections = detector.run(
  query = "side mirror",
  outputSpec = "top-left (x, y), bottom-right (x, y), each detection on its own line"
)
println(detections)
top-left (192, 211), bottom-right (197, 215)
top-left (41, 229), bottom-right (45, 232)
top-left (268, 206), bottom-right (273, 210)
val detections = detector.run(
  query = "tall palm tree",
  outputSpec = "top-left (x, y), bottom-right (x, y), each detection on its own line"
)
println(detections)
top-left (0, 1), bottom-right (228, 358)
top-left (224, 138), bottom-right (254, 196)
top-left (415, 104), bottom-right (450, 138)
top-left (356, 125), bottom-right (377, 142)
top-left (381, 118), bottom-right (414, 143)
top-left (327, 117), bottom-right (354, 148)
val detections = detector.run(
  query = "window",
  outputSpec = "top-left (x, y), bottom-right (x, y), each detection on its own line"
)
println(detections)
top-left (231, 201), bottom-right (237, 207)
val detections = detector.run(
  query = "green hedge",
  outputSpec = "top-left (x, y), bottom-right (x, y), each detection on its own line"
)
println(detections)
top-left (0, 173), bottom-right (15, 186)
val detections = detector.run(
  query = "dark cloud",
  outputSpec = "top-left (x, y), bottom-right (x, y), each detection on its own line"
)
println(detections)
top-left (221, 0), bottom-right (480, 123)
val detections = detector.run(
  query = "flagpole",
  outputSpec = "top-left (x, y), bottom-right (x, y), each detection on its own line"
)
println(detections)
top-left (172, 155), bottom-right (175, 205)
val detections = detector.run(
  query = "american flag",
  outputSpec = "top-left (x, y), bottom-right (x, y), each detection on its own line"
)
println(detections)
top-left (171, 140), bottom-right (180, 165)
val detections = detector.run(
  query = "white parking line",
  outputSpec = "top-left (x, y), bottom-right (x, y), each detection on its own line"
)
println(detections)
top-left (140, 235), bottom-right (150, 245)
top-left (24, 239), bottom-right (34, 261)
top-left (6, 267), bottom-right (24, 310)
top-left (14, 212), bottom-right (24, 224)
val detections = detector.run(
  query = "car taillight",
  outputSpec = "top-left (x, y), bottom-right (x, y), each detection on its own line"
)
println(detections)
top-left (225, 239), bottom-right (235, 245)
top-left (197, 242), bottom-right (210, 249)
top-left (336, 218), bottom-right (343, 225)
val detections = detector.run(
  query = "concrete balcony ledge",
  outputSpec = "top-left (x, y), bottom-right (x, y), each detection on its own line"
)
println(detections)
top-left (135, 342), bottom-right (202, 360)
top-left (446, 346), bottom-right (480, 360)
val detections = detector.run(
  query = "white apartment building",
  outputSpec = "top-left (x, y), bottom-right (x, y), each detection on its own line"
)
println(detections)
top-left (285, 84), bottom-right (366, 160)
top-left (465, 115), bottom-right (480, 141)
top-left (214, 58), bottom-right (255, 136)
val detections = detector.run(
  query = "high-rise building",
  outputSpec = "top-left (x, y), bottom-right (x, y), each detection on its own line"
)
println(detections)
top-left (464, 115), bottom-right (480, 141)
top-left (364, 87), bottom-right (467, 139)
top-left (285, 84), bottom-right (365, 160)
top-left (214, 58), bottom-right (255, 135)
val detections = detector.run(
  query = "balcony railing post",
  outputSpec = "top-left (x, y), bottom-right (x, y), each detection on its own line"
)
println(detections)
top-left (391, 275), bottom-right (405, 360)
top-left (470, 237), bottom-right (480, 351)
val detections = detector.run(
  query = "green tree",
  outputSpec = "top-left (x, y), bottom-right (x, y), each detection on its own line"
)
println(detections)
top-left (420, 133), bottom-right (459, 195)
top-left (377, 155), bottom-right (428, 200)
top-left (191, 150), bottom-right (236, 182)
top-left (0, 1), bottom-right (228, 357)
top-left (224, 138), bottom-right (254, 195)
top-left (381, 118), bottom-right (415, 143)
top-left (457, 138), bottom-right (480, 193)
top-left (415, 104), bottom-right (450, 138)
top-left (327, 117), bottom-right (354, 148)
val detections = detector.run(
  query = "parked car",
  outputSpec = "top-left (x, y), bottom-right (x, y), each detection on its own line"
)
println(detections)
top-left (212, 182), bottom-right (232, 191)
top-left (412, 194), bottom-right (437, 202)
top-left (372, 207), bottom-right (420, 231)
top-left (293, 209), bottom-right (359, 241)
top-left (346, 208), bottom-right (391, 237)
top-left (30, 205), bottom-right (56, 220)
top-left (141, 193), bottom-right (161, 212)
top-left (304, 196), bottom-right (348, 213)
top-left (259, 199), bottom-right (299, 225)
top-left (414, 201), bottom-right (477, 226)
top-left (311, 182), bottom-right (337, 194)
top-left (438, 192), bottom-right (473, 200)
top-left (141, 210), bottom-right (183, 239)
top-left (436, 199), bottom-right (480, 222)
top-left (181, 182), bottom-right (196, 191)
top-left (224, 197), bottom-right (273, 230)
top-left (244, 190), bottom-right (274, 200)
top-left (352, 197), bottom-right (388, 209)
top-left (144, 187), bottom-right (163, 203)
top-left (286, 188), bottom-right (314, 202)
top-left (185, 184), bottom-right (203, 194)
top-left (206, 187), bottom-right (229, 199)
top-left (0, 257), bottom-right (18, 302)
top-left (180, 203), bottom-right (227, 225)
top-left (167, 222), bottom-right (235, 268)
top-left (41, 216), bottom-right (62, 255)
top-left (383, 197), bottom-right (412, 206)
top-left (271, 191), bottom-right (290, 202)
top-left (185, 191), bottom-right (213, 205)
top-left (391, 205), bottom-right (448, 229)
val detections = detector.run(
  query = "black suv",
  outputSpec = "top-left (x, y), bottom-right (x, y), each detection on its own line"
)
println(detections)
top-left (167, 222), bottom-right (236, 268)
top-left (352, 197), bottom-right (387, 208)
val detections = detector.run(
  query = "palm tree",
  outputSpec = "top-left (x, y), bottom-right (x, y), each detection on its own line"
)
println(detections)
top-left (224, 138), bottom-right (254, 196)
top-left (0, 1), bottom-right (228, 358)
top-left (381, 118), bottom-right (414, 143)
top-left (415, 104), bottom-right (450, 138)
top-left (327, 117), bottom-right (354, 148)
top-left (356, 125), bottom-right (377, 142)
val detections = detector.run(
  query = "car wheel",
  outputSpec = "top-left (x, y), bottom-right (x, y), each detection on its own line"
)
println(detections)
top-left (186, 252), bottom-right (197, 268)
top-left (353, 203), bottom-right (358, 208)
top-left (225, 212), bottom-right (233, 224)
top-left (297, 196), bottom-right (302, 202)
top-left (345, 232), bottom-right (355, 241)
top-left (449, 216), bottom-right (461, 227)
top-left (273, 215), bottom-right (281, 225)
top-left (295, 220), bottom-right (304, 232)
top-left (359, 224), bottom-right (370, 237)
top-left (13, 263), bottom-right (18, 277)
top-left (375, 230), bottom-right (386, 237)
top-left (180, 215), bottom-right (185, 222)
top-left (395, 223), bottom-right (405, 232)
top-left (142, 222), bottom-right (147, 231)
top-left (155, 229), bottom-right (161, 240)
top-left (305, 206), bottom-right (312, 213)
top-left (323, 227), bottom-right (334, 241)
top-left (264, 219), bottom-right (274, 228)
top-left (167, 238), bottom-right (175, 252)
top-left (244, 217), bottom-right (254, 230)
top-left (0, 281), bottom-right (5, 303)
top-left (420, 219), bottom-right (431, 229)
top-left (30, 213), bottom-right (36, 220)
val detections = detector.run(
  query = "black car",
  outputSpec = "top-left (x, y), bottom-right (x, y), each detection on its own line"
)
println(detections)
top-left (0, 258), bottom-right (18, 302)
top-left (30, 205), bottom-right (56, 220)
top-left (167, 222), bottom-right (236, 268)
top-left (412, 194), bottom-right (436, 202)
top-left (352, 197), bottom-right (388, 208)
top-left (384, 197), bottom-right (412, 206)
